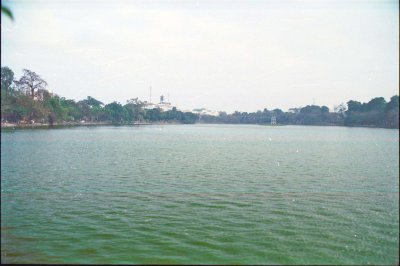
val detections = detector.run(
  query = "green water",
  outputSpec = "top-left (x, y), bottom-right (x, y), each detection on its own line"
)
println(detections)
top-left (1, 124), bottom-right (399, 264)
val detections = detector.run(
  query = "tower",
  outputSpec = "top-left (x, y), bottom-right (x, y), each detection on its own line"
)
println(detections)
top-left (149, 86), bottom-right (152, 103)
top-left (271, 115), bottom-right (277, 125)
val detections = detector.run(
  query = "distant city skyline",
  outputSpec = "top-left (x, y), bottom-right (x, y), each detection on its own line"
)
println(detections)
top-left (1, 0), bottom-right (399, 113)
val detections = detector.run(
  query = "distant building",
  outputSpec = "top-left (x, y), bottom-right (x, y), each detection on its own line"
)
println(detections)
top-left (191, 108), bottom-right (219, 116)
top-left (143, 101), bottom-right (158, 110)
top-left (271, 115), bottom-right (277, 125)
top-left (157, 95), bottom-right (173, 111)
top-left (33, 89), bottom-right (53, 102)
top-left (160, 95), bottom-right (165, 103)
top-left (143, 95), bottom-right (174, 111)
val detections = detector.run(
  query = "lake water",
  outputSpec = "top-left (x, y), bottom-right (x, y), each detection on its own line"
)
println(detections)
top-left (1, 124), bottom-right (399, 264)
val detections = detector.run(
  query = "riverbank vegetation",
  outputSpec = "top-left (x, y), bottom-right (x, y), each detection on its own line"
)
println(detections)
top-left (1, 66), bottom-right (399, 128)
top-left (200, 96), bottom-right (399, 129)
top-left (1, 67), bottom-right (198, 125)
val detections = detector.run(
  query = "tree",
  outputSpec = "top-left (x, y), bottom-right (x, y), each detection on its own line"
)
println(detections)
top-left (365, 97), bottom-right (386, 112)
top-left (346, 100), bottom-right (362, 113)
top-left (45, 96), bottom-right (65, 121)
top-left (77, 100), bottom-right (91, 120)
top-left (104, 102), bottom-right (126, 123)
top-left (14, 93), bottom-right (48, 122)
top-left (385, 95), bottom-right (399, 128)
top-left (385, 95), bottom-right (399, 112)
top-left (334, 103), bottom-right (347, 115)
top-left (124, 98), bottom-right (145, 122)
top-left (35, 89), bottom-right (52, 102)
top-left (14, 69), bottom-right (48, 99)
top-left (60, 98), bottom-right (81, 121)
top-left (300, 105), bottom-right (321, 114)
top-left (321, 106), bottom-right (329, 113)
top-left (83, 96), bottom-right (103, 107)
top-left (1, 66), bottom-right (14, 90)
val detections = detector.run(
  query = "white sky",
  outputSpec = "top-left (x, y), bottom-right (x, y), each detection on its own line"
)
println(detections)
top-left (1, 0), bottom-right (399, 113)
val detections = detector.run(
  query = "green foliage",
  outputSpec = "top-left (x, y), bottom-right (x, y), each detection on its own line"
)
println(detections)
top-left (384, 96), bottom-right (399, 128)
top-left (200, 98), bottom-right (398, 129)
top-left (385, 95), bottom-right (399, 112)
top-left (104, 102), bottom-right (129, 123)
top-left (1, 5), bottom-right (13, 21)
top-left (1, 67), bottom-right (14, 90)
top-left (365, 97), bottom-right (386, 112)
top-left (124, 99), bottom-right (145, 122)
top-left (1, 88), bottom-right (19, 121)
top-left (347, 100), bottom-right (363, 113)
top-left (344, 97), bottom-right (398, 128)
top-left (1, 66), bottom-right (398, 129)
top-left (82, 96), bottom-right (103, 107)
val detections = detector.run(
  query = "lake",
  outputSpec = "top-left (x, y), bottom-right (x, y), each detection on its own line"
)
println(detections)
top-left (1, 124), bottom-right (399, 264)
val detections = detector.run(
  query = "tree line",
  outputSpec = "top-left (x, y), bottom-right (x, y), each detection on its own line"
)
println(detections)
top-left (199, 95), bottom-right (399, 129)
top-left (1, 67), bottom-right (198, 125)
top-left (1, 67), bottom-right (398, 128)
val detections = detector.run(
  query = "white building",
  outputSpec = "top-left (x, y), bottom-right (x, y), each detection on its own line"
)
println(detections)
top-left (143, 95), bottom-right (174, 111)
top-left (191, 108), bottom-right (219, 116)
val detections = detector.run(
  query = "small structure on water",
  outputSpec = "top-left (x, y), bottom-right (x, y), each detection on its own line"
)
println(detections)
top-left (271, 115), bottom-right (277, 125)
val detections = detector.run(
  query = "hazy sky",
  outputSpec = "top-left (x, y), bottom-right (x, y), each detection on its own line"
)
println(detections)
top-left (1, 0), bottom-right (398, 113)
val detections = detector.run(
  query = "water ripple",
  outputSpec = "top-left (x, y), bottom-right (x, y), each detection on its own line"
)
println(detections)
top-left (1, 125), bottom-right (399, 264)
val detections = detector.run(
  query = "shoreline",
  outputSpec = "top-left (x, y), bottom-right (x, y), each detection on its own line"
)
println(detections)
top-left (0, 121), bottom-right (176, 130)
top-left (1, 121), bottom-right (398, 130)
